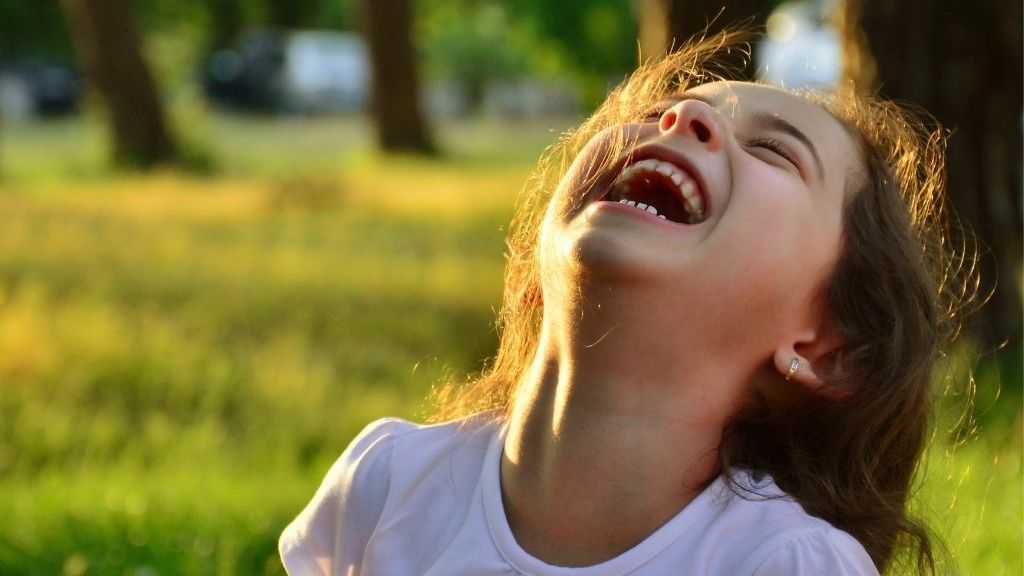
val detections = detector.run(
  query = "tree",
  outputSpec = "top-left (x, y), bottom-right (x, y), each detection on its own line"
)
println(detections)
top-left (60, 0), bottom-right (177, 168)
top-left (842, 0), bottom-right (1023, 346)
top-left (633, 0), bottom-right (770, 75)
top-left (359, 0), bottom-right (434, 154)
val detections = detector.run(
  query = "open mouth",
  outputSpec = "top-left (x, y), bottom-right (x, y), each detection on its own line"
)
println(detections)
top-left (603, 159), bottom-right (708, 225)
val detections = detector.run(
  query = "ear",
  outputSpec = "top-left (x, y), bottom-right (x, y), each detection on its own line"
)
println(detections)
top-left (772, 317), bottom-right (846, 398)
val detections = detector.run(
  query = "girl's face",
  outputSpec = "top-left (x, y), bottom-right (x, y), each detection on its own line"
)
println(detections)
top-left (540, 81), bottom-right (862, 357)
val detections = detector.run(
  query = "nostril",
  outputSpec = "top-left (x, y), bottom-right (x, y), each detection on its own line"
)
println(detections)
top-left (690, 120), bottom-right (712, 143)
top-left (660, 110), bottom-right (678, 132)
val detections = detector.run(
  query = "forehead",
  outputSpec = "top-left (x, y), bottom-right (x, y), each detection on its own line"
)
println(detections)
top-left (685, 81), bottom-right (861, 191)
top-left (686, 81), bottom-right (838, 125)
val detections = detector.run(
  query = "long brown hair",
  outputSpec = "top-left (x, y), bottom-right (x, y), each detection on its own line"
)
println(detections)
top-left (430, 29), bottom-right (976, 574)
top-left (723, 87), bottom-right (976, 574)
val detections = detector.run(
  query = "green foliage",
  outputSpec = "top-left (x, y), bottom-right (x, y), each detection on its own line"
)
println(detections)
top-left (420, 2), bottom-right (568, 111)
top-left (313, 0), bottom-right (356, 32)
top-left (264, 0), bottom-right (322, 29)
top-left (0, 0), bottom-right (73, 60)
top-left (971, 347), bottom-right (1023, 429)
top-left (419, 0), bottom-right (639, 113)
top-left (503, 0), bottom-right (638, 105)
top-left (504, 0), bottom-right (636, 72)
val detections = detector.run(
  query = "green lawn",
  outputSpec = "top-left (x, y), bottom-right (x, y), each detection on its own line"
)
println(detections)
top-left (0, 114), bottom-right (1019, 575)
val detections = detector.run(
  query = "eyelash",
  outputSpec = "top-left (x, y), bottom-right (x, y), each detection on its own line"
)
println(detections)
top-left (747, 137), bottom-right (798, 168)
top-left (641, 108), bottom-right (667, 121)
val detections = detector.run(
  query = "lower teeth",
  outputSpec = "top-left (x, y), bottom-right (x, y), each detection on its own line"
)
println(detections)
top-left (617, 197), bottom-right (703, 223)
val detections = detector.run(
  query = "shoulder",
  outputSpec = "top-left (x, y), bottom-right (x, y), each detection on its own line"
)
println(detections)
top-left (386, 412), bottom-right (501, 464)
top-left (303, 412), bottom-right (500, 508)
top-left (278, 418), bottom-right (411, 575)
top-left (747, 528), bottom-right (878, 575)
top-left (279, 414), bottom-right (501, 575)
top-left (708, 471), bottom-right (879, 575)
top-left (371, 412), bottom-right (500, 520)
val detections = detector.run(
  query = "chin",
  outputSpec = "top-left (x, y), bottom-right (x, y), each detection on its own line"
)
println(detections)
top-left (557, 225), bottom-right (663, 284)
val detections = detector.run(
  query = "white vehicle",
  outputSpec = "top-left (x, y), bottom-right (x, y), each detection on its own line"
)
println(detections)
top-left (282, 31), bottom-right (369, 113)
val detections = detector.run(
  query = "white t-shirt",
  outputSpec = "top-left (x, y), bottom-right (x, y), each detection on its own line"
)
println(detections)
top-left (279, 415), bottom-right (878, 575)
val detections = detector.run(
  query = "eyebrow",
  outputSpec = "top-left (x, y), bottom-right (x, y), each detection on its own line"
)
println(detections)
top-left (673, 93), bottom-right (826, 182)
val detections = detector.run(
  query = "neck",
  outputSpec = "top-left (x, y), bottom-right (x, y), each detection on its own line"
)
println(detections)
top-left (500, 283), bottom-right (755, 567)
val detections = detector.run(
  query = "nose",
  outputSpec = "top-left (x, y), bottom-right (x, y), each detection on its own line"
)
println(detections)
top-left (659, 99), bottom-right (723, 150)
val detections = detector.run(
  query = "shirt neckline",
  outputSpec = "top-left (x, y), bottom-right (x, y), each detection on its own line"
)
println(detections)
top-left (480, 424), bottom-right (723, 576)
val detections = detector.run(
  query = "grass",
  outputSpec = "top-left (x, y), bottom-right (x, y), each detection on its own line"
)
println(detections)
top-left (0, 112), bottom-right (1019, 575)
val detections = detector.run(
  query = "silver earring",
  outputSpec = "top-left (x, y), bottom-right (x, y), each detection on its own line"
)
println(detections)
top-left (785, 357), bottom-right (800, 381)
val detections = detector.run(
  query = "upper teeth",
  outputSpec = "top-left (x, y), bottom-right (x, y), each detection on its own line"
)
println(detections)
top-left (611, 159), bottom-right (705, 223)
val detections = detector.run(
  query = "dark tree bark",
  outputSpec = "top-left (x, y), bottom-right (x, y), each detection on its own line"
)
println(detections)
top-left (359, 0), bottom-right (434, 154)
top-left (60, 0), bottom-right (176, 169)
top-left (843, 0), bottom-right (1023, 346)
top-left (633, 0), bottom-right (770, 76)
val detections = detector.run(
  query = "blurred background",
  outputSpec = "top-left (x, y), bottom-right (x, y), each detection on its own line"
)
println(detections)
top-left (0, 0), bottom-right (1019, 574)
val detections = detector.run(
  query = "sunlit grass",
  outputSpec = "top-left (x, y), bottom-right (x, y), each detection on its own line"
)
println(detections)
top-left (918, 360), bottom-right (1023, 575)
top-left (931, 418), bottom-right (1022, 574)
top-left (0, 112), bottom-right (1019, 575)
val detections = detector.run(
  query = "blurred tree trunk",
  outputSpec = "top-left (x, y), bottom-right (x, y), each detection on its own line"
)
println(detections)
top-left (842, 0), bottom-right (1023, 346)
top-left (359, 0), bottom-right (434, 154)
top-left (633, 0), bottom-right (770, 76)
top-left (60, 0), bottom-right (176, 168)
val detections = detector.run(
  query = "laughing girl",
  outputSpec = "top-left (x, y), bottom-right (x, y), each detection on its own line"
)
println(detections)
top-left (280, 31), bottom-right (971, 576)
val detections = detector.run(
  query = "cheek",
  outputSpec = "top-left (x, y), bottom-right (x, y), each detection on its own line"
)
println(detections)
top-left (713, 182), bottom-right (839, 304)
top-left (550, 125), bottom-right (641, 214)
top-left (726, 174), bottom-right (807, 249)
top-left (729, 164), bottom-right (836, 245)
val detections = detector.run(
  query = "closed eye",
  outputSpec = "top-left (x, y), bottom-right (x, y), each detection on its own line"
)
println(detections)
top-left (639, 99), bottom-right (682, 122)
top-left (747, 137), bottom-right (799, 169)
top-left (640, 106), bottom-right (668, 122)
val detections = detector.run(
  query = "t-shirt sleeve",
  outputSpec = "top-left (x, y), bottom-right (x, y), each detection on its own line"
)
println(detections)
top-left (279, 418), bottom-right (410, 576)
top-left (751, 529), bottom-right (879, 576)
